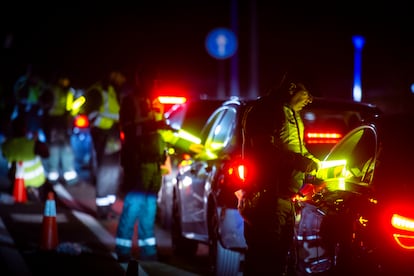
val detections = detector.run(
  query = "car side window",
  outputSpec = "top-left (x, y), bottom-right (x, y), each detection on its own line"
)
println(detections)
top-left (200, 109), bottom-right (225, 145)
top-left (207, 108), bottom-right (236, 152)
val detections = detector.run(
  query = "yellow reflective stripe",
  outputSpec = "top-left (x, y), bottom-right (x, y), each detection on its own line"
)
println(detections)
top-left (107, 194), bottom-right (116, 204)
top-left (99, 111), bottom-right (119, 120)
top-left (115, 237), bottom-right (132, 248)
top-left (71, 95), bottom-right (85, 116)
top-left (66, 91), bottom-right (74, 111)
top-left (22, 158), bottom-right (45, 187)
top-left (96, 194), bottom-right (116, 206)
top-left (93, 88), bottom-right (120, 129)
top-left (63, 170), bottom-right (77, 181)
top-left (21, 157), bottom-right (45, 187)
top-left (138, 237), bottom-right (156, 247)
top-left (21, 157), bottom-right (40, 168)
top-left (48, 172), bottom-right (59, 181)
top-left (24, 165), bottom-right (44, 180)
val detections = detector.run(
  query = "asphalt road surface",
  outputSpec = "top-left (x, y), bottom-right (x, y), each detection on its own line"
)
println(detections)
top-left (56, 179), bottom-right (211, 275)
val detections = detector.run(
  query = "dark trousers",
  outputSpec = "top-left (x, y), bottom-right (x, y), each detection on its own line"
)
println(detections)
top-left (243, 197), bottom-right (296, 276)
top-left (90, 126), bottom-right (121, 212)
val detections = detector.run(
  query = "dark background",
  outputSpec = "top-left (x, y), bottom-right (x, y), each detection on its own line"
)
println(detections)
top-left (1, 1), bottom-right (413, 112)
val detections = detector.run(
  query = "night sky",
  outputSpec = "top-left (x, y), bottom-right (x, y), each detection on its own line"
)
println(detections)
top-left (1, 1), bottom-right (413, 108)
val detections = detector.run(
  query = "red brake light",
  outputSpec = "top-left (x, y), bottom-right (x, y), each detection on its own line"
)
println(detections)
top-left (391, 214), bottom-right (414, 250)
top-left (381, 201), bottom-right (414, 250)
top-left (228, 164), bottom-right (246, 182)
top-left (157, 96), bottom-right (187, 105)
top-left (120, 131), bottom-right (125, 142)
top-left (305, 131), bottom-right (343, 144)
top-left (392, 214), bottom-right (414, 232)
top-left (74, 115), bottom-right (89, 128)
top-left (225, 159), bottom-right (252, 190)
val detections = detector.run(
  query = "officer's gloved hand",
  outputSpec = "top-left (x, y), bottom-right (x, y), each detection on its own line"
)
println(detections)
top-left (305, 159), bottom-right (319, 173)
top-left (297, 156), bottom-right (317, 173)
top-left (309, 160), bottom-right (320, 173)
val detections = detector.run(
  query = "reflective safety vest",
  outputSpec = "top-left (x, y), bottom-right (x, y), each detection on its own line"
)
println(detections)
top-left (1, 137), bottom-right (46, 187)
top-left (20, 157), bottom-right (46, 187)
top-left (48, 87), bottom-right (76, 116)
top-left (93, 86), bottom-right (120, 130)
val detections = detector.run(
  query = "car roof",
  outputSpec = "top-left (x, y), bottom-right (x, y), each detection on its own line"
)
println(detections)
top-left (307, 97), bottom-right (383, 115)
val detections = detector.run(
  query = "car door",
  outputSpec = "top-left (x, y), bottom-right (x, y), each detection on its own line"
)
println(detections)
top-left (176, 108), bottom-right (227, 239)
top-left (295, 124), bottom-right (379, 274)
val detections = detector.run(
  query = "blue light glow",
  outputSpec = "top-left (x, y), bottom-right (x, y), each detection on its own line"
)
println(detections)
top-left (352, 36), bottom-right (365, 50)
top-left (352, 35), bottom-right (365, 102)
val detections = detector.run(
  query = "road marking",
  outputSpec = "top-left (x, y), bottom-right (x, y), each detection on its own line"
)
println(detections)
top-left (72, 210), bottom-right (115, 249)
top-left (0, 218), bottom-right (31, 275)
top-left (10, 213), bottom-right (68, 223)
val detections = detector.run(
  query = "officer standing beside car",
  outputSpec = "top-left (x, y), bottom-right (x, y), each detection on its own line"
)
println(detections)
top-left (239, 69), bottom-right (320, 275)
top-left (41, 74), bottom-right (78, 185)
top-left (114, 65), bottom-right (204, 262)
top-left (84, 71), bottom-right (126, 219)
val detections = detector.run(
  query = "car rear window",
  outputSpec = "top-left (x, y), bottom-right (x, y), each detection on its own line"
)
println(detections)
top-left (166, 100), bottom-right (222, 134)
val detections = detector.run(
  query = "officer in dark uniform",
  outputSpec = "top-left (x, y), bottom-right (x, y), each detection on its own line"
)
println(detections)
top-left (240, 70), bottom-right (320, 275)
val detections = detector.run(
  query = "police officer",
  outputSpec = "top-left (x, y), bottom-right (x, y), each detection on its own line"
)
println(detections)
top-left (240, 70), bottom-right (320, 275)
top-left (114, 65), bottom-right (204, 262)
top-left (42, 75), bottom-right (78, 185)
top-left (1, 116), bottom-right (50, 201)
top-left (85, 71), bottom-right (125, 219)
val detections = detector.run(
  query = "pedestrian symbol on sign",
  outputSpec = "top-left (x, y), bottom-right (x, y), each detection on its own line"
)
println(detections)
top-left (205, 28), bottom-right (238, 60)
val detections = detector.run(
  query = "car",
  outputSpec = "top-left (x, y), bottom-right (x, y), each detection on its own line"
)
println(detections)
top-left (170, 96), bottom-right (383, 275)
top-left (293, 111), bottom-right (414, 275)
top-left (362, 112), bottom-right (414, 274)
top-left (156, 97), bottom-right (224, 229)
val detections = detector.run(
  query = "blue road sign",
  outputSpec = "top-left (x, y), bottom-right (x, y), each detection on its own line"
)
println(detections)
top-left (205, 28), bottom-right (238, 60)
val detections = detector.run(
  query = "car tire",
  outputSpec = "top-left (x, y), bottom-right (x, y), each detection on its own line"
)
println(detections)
top-left (208, 205), bottom-right (243, 276)
top-left (171, 189), bottom-right (198, 256)
top-left (157, 179), bottom-right (173, 230)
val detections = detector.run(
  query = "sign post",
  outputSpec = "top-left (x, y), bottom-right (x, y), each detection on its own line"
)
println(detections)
top-left (205, 28), bottom-right (238, 98)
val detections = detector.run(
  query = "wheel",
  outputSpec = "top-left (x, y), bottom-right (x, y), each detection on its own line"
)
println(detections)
top-left (208, 206), bottom-right (243, 276)
top-left (171, 189), bottom-right (198, 256)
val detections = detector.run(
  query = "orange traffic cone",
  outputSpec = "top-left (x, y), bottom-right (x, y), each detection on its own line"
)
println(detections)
top-left (40, 191), bottom-right (59, 250)
top-left (13, 161), bottom-right (27, 203)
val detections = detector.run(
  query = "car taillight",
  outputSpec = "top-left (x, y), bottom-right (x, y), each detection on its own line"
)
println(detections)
top-left (73, 114), bottom-right (89, 128)
top-left (157, 96), bottom-right (187, 104)
top-left (305, 131), bottom-right (343, 144)
top-left (391, 214), bottom-right (414, 250)
top-left (224, 159), bottom-right (251, 189)
top-left (227, 163), bottom-right (246, 182)
top-left (381, 201), bottom-right (414, 250)
top-left (120, 131), bottom-right (125, 143)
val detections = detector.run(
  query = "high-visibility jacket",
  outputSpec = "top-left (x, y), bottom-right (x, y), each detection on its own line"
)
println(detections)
top-left (280, 105), bottom-right (319, 193)
top-left (1, 137), bottom-right (46, 187)
top-left (92, 86), bottom-right (120, 130)
top-left (48, 86), bottom-right (76, 117)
